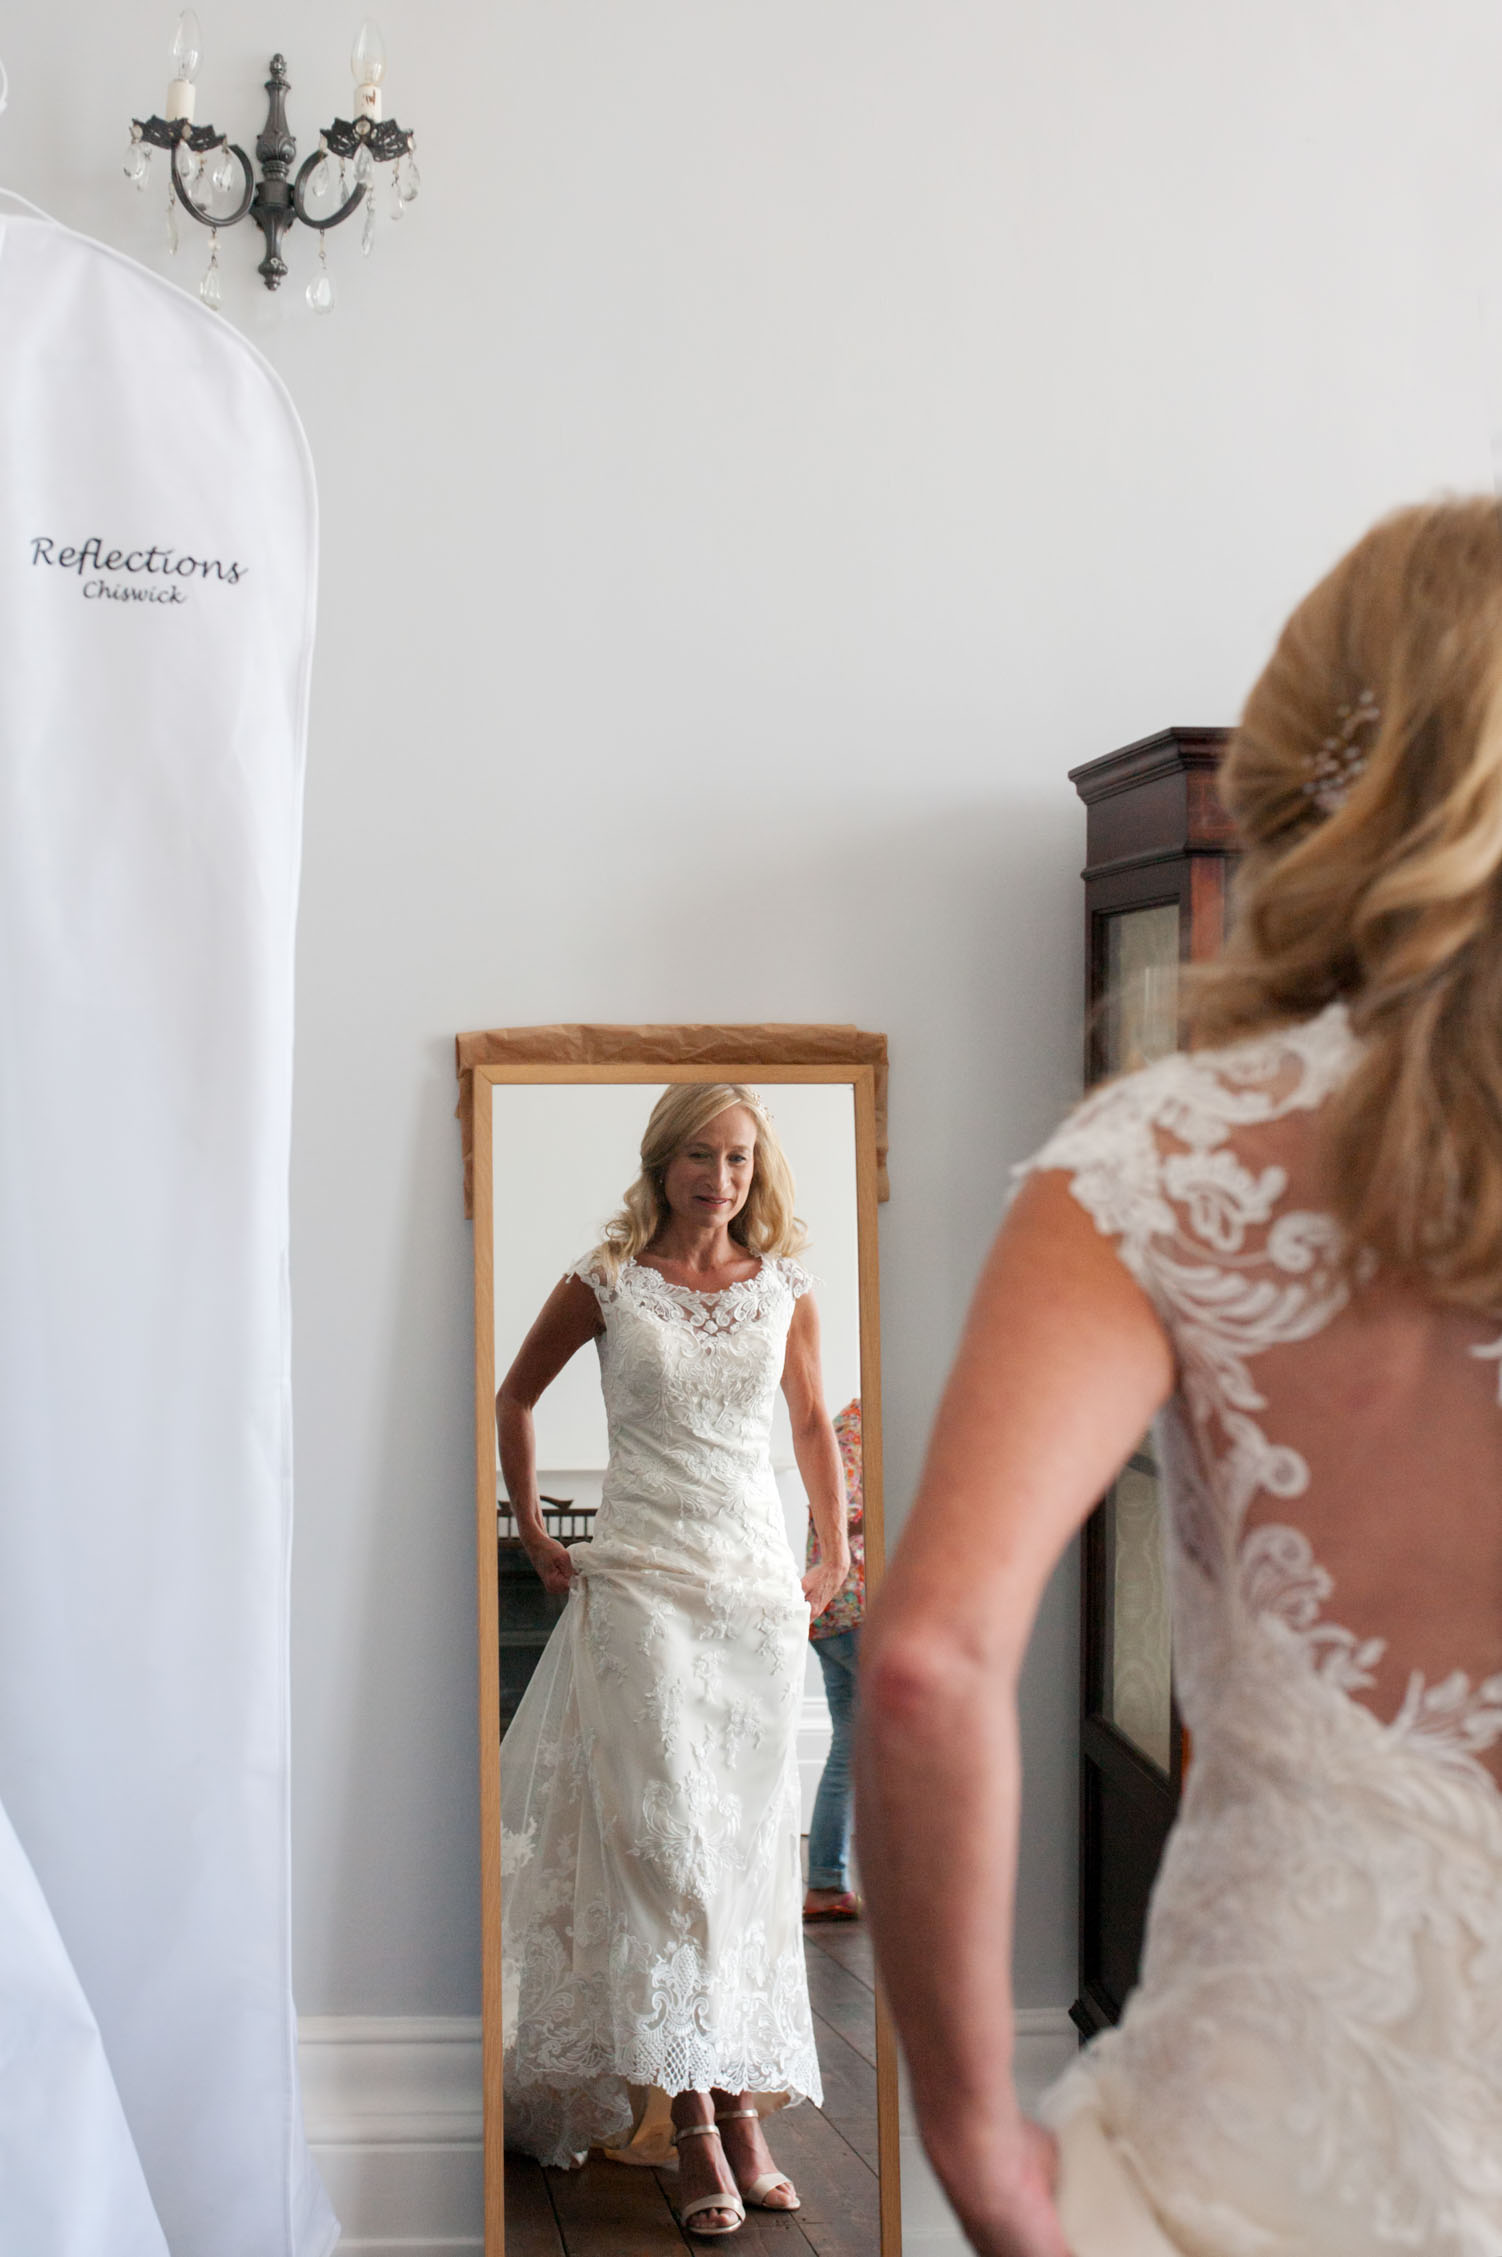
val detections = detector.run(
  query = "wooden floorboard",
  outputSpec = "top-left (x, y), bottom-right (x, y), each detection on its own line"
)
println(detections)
top-left (762, 2102), bottom-right (880, 2257)
top-left (803, 1923), bottom-right (874, 1990)
top-left (503, 2153), bottom-right (566, 2256)
top-left (808, 2016), bottom-right (879, 2171)
top-left (546, 2152), bottom-right (692, 2254)
top-left (803, 1955), bottom-right (878, 2069)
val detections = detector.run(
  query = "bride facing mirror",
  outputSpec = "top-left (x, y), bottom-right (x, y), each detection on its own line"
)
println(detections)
top-left (466, 1052), bottom-right (897, 2253)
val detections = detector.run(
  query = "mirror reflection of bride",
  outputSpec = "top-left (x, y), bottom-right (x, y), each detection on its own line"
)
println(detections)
top-left (496, 1083), bottom-right (851, 2238)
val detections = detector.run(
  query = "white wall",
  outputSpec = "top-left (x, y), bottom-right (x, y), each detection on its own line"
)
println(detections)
top-left (5, 0), bottom-right (1502, 2042)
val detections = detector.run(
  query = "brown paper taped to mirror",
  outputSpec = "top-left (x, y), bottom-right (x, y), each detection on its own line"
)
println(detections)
top-left (453, 1022), bottom-right (889, 1217)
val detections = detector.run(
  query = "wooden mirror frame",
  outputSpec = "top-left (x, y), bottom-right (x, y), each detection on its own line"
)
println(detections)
top-left (468, 1058), bottom-right (900, 2255)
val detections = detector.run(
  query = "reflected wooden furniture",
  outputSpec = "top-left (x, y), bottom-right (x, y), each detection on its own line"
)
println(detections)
top-left (1068, 726), bottom-right (1234, 2036)
top-left (496, 1503), bottom-right (594, 1734)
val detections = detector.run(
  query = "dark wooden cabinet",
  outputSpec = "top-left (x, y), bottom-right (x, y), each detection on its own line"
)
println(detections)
top-left (497, 1502), bottom-right (596, 1733)
top-left (1068, 725), bottom-right (1234, 2036)
top-left (497, 1543), bottom-right (570, 1734)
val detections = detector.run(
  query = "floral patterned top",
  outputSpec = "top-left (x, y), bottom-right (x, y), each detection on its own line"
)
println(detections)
top-left (807, 1396), bottom-right (865, 1639)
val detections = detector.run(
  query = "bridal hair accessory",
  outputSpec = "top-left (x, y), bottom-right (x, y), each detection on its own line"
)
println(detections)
top-left (1303, 691), bottom-right (1381, 816)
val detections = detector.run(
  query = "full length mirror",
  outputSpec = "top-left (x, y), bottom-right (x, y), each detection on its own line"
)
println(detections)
top-left (470, 1060), bottom-right (897, 2254)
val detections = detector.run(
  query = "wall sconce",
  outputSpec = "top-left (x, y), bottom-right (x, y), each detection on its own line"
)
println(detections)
top-left (125, 13), bottom-right (419, 314)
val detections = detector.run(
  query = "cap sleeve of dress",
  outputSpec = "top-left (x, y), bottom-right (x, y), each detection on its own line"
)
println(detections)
top-left (567, 1250), bottom-right (614, 1303)
top-left (773, 1255), bottom-right (815, 1302)
top-left (1014, 1012), bottom-right (1366, 1330)
top-left (1010, 1062), bottom-right (1181, 1312)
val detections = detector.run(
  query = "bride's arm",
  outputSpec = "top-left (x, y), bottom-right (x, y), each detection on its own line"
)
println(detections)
top-left (496, 1273), bottom-right (602, 1594)
top-left (856, 1173), bottom-right (1174, 2257)
top-left (780, 1293), bottom-right (851, 1618)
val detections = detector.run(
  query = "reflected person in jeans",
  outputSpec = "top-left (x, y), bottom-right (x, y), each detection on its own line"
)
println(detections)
top-left (804, 1398), bottom-right (866, 1920)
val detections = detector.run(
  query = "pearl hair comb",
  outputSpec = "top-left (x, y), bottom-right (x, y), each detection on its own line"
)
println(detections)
top-left (1303, 690), bottom-right (1381, 816)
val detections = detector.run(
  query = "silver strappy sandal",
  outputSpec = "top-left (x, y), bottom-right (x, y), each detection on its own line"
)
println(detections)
top-left (672, 2121), bottom-right (746, 2238)
top-left (714, 2105), bottom-right (801, 2211)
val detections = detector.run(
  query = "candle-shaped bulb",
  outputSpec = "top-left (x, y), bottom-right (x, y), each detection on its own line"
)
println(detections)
top-left (351, 21), bottom-right (386, 87)
top-left (166, 9), bottom-right (202, 121)
top-left (170, 10), bottom-right (203, 84)
top-left (351, 21), bottom-right (386, 118)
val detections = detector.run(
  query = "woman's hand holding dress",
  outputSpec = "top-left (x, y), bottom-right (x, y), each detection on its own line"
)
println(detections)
top-left (942, 2121), bottom-right (1070, 2257)
top-left (521, 1531), bottom-right (576, 1596)
top-left (802, 1550), bottom-right (851, 1621)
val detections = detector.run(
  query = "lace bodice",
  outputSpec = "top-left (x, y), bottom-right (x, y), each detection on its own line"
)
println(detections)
top-left (570, 1252), bottom-right (812, 1584)
top-left (1026, 1004), bottom-right (1502, 2254)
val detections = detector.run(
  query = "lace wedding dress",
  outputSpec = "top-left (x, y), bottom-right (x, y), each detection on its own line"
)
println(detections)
top-left (500, 1252), bottom-right (823, 2169)
top-left (1023, 1005), bottom-right (1502, 2257)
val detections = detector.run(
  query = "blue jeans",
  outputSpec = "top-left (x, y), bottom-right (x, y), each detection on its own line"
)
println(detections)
top-left (807, 1627), bottom-right (860, 1891)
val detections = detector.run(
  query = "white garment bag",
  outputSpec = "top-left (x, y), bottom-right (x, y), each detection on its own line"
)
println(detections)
top-left (0, 208), bottom-right (333, 2255)
top-left (0, 1796), bottom-right (166, 2257)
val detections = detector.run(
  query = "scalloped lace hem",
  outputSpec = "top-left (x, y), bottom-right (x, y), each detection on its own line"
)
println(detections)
top-left (505, 2050), bottom-right (821, 2171)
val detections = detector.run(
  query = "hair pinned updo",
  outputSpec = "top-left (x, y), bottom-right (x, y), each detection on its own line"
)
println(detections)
top-left (1189, 496), bottom-right (1502, 1309)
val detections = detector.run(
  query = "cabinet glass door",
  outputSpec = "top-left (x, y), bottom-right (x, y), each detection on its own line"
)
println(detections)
top-left (1098, 900), bottom-right (1180, 1773)
top-left (1102, 1445), bottom-right (1173, 1772)
top-left (1103, 902), bottom-right (1180, 1075)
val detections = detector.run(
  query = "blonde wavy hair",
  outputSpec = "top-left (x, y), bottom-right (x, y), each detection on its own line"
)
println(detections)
top-left (1189, 496), bottom-right (1502, 1310)
top-left (593, 1083), bottom-right (808, 1280)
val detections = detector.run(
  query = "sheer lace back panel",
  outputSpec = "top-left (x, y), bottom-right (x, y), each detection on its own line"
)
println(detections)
top-left (1026, 1005), bottom-right (1502, 2256)
top-left (1025, 1002), bottom-right (1502, 1790)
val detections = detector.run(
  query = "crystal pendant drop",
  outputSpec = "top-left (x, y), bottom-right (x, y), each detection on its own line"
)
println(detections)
top-left (135, 146), bottom-right (154, 193)
top-left (389, 167), bottom-right (403, 222)
top-left (398, 151), bottom-right (420, 203)
top-left (309, 155), bottom-right (330, 200)
top-left (354, 142), bottom-right (375, 186)
top-left (199, 237), bottom-right (222, 311)
top-left (306, 240), bottom-right (335, 315)
top-left (361, 194), bottom-right (376, 256)
top-left (123, 131), bottom-right (147, 185)
top-left (211, 145), bottom-right (235, 193)
top-left (165, 192), bottom-right (179, 255)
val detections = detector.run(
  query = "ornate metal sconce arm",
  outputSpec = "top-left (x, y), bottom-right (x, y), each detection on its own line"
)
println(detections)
top-left (128, 49), bottom-right (419, 302)
top-left (291, 111), bottom-right (413, 231)
top-left (290, 151), bottom-right (364, 234)
top-left (133, 116), bottom-right (256, 231)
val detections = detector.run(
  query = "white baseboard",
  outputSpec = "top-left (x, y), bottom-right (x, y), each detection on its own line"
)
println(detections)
top-left (300, 2017), bottom-right (483, 2256)
top-left (1012, 2006), bottom-right (1081, 2110)
top-left (299, 2004), bottom-right (1078, 2254)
